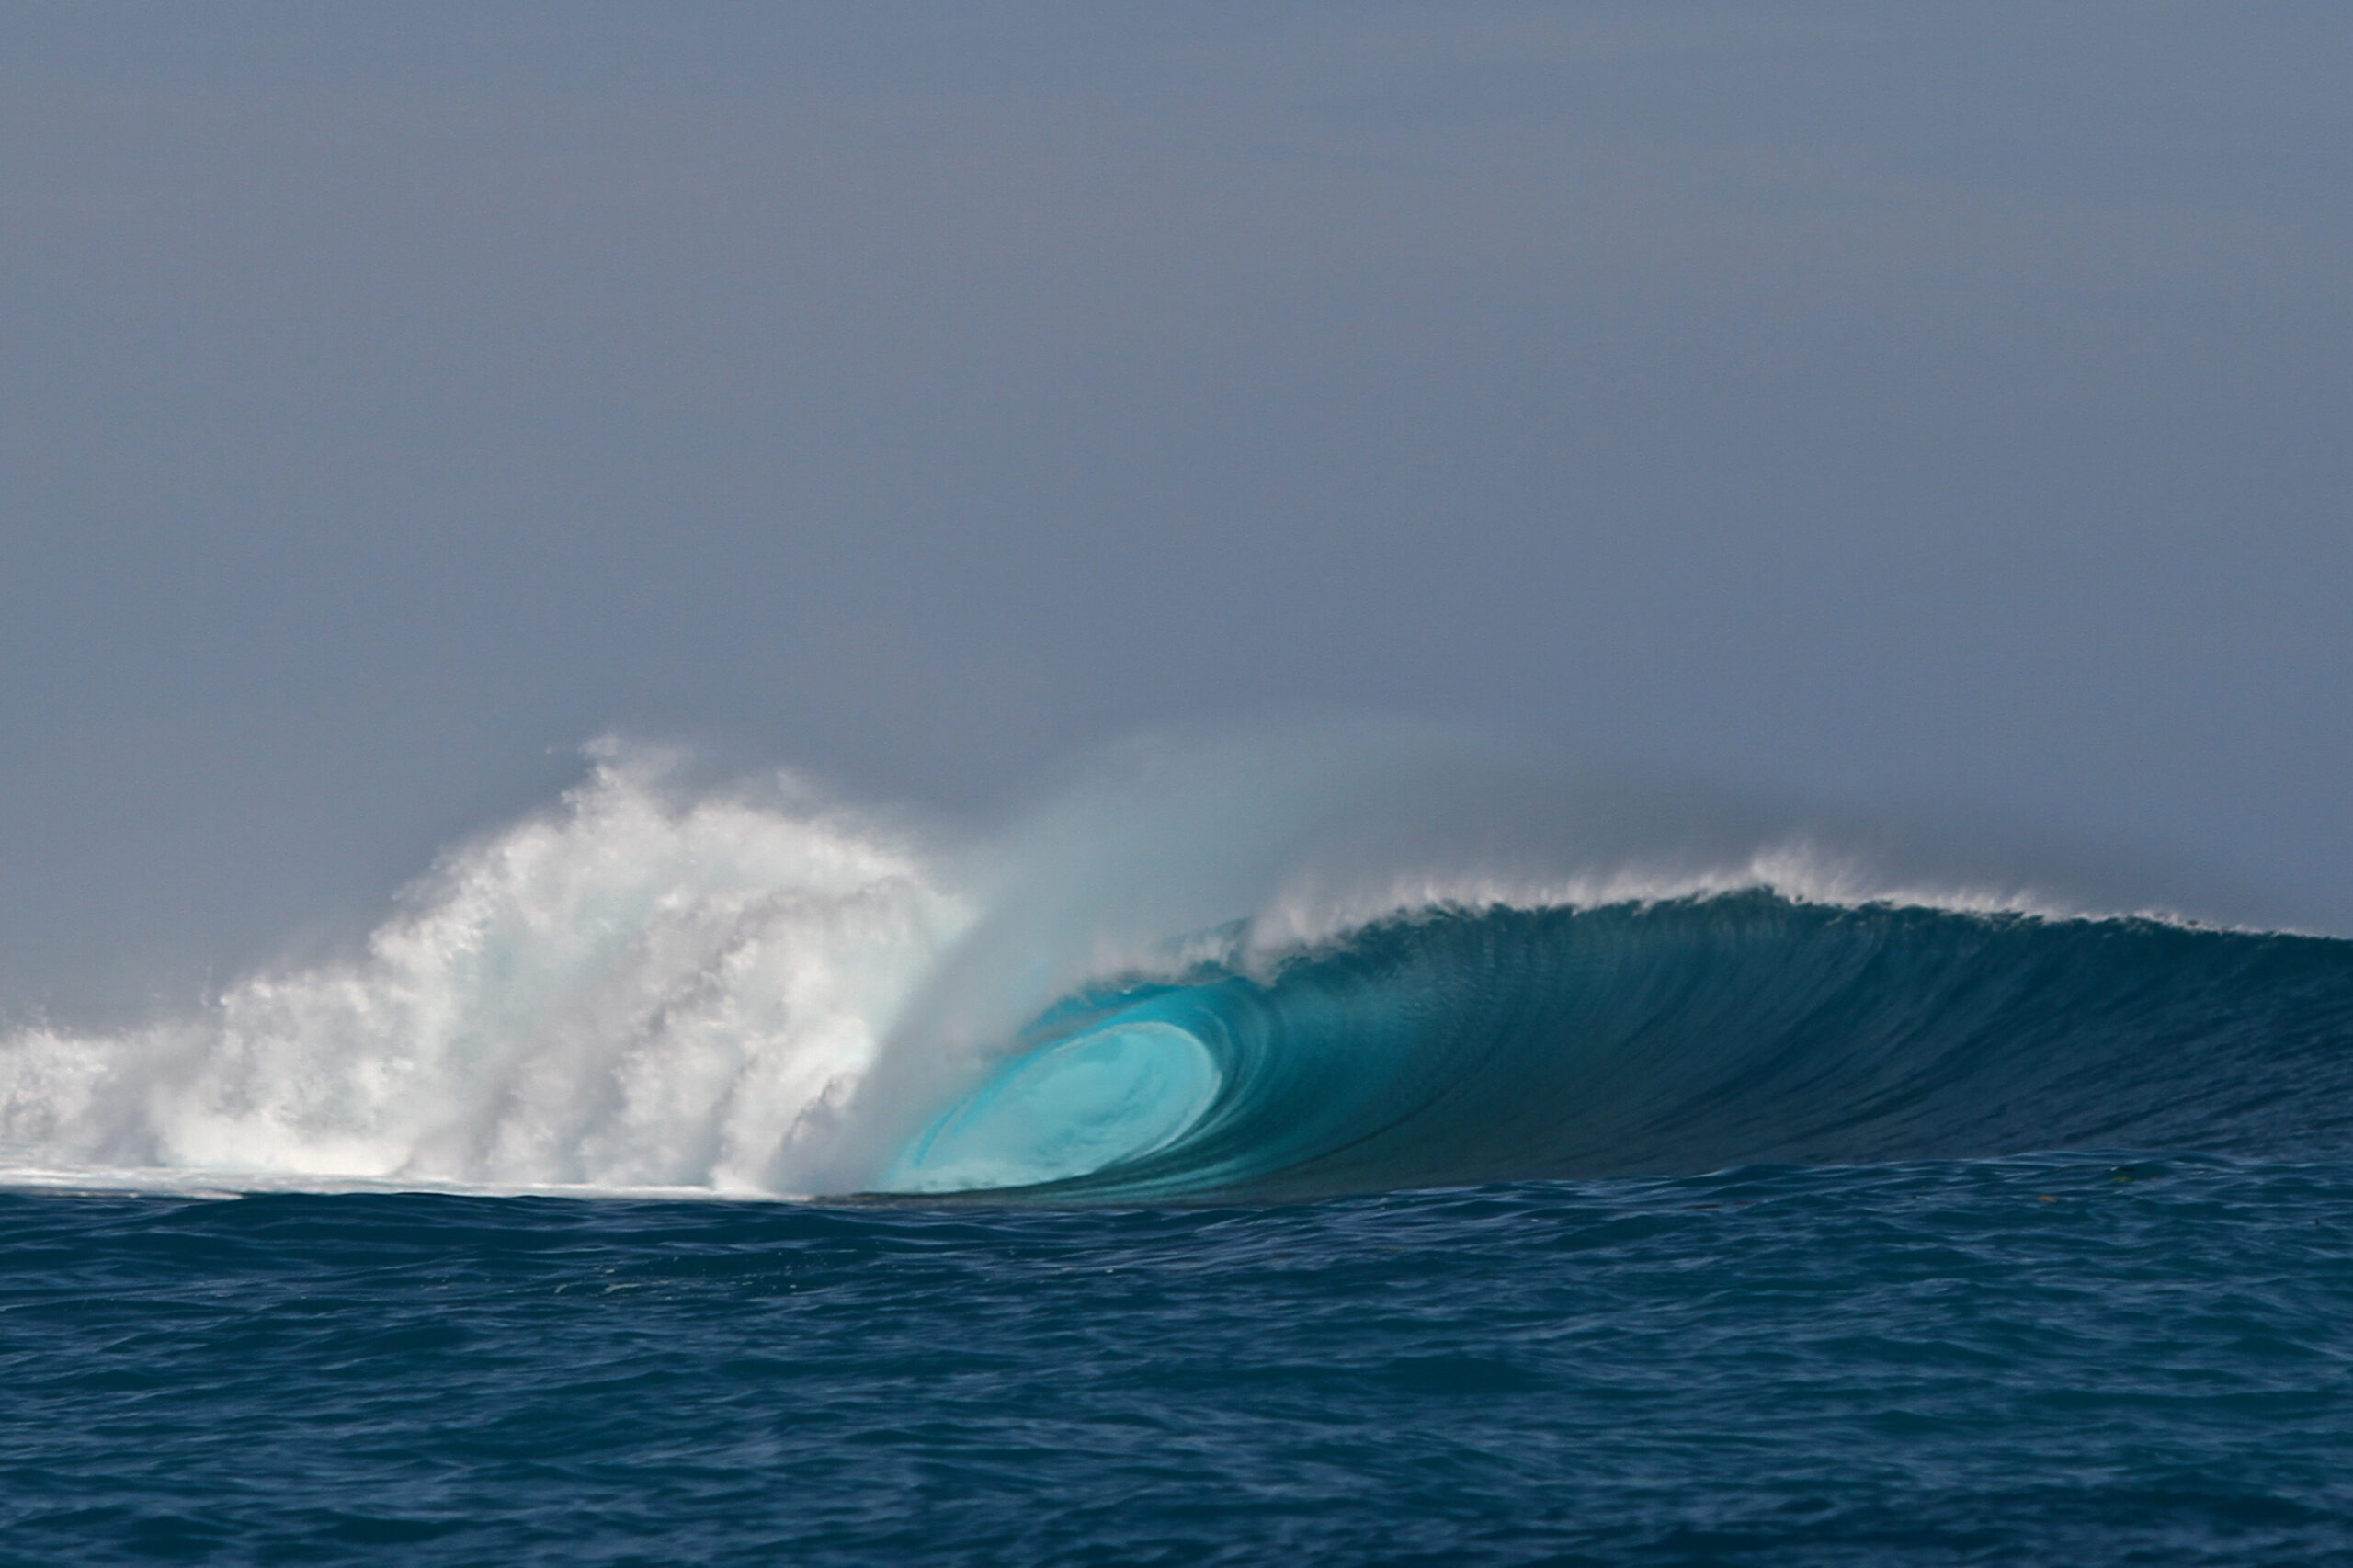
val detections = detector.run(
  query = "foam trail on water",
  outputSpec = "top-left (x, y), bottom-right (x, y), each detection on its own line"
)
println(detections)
top-left (0, 745), bottom-right (967, 1195)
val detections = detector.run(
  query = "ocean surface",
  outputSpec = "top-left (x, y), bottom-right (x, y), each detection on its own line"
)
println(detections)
top-left (7, 743), bottom-right (2353, 1563)
top-left (11, 1162), bottom-right (2353, 1565)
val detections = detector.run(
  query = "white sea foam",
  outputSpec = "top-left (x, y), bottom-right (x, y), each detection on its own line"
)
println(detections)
top-left (0, 744), bottom-right (967, 1197)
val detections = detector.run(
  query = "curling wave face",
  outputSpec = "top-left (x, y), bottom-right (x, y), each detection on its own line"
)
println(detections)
top-left (873, 896), bottom-right (2353, 1203)
top-left (4, 737), bottom-right (2351, 1202)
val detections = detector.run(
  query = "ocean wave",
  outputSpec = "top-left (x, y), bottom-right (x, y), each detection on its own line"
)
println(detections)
top-left (6, 736), bottom-right (2345, 1202)
top-left (879, 895), bottom-right (2353, 1201)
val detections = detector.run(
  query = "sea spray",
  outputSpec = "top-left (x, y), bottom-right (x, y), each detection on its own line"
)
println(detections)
top-left (0, 745), bottom-right (966, 1193)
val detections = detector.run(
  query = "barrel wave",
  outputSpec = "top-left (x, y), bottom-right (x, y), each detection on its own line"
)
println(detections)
top-left (877, 893), bottom-right (2353, 1203)
top-left (7, 738), bottom-right (2352, 1203)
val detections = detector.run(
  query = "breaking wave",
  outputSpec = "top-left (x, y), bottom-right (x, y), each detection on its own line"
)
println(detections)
top-left (4, 733), bottom-right (2348, 1201)
top-left (881, 896), bottom-right (2353, 1203)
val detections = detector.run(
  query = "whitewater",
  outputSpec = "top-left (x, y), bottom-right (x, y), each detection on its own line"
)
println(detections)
top-left (7, 732), bottom-right (2348, 1203)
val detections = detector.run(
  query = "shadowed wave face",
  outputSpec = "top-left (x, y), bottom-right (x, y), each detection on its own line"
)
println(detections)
top-left (878, 892), bottom-right (2353, 1203)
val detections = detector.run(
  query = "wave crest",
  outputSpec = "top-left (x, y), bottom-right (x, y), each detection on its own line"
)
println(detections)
top-left (876, 896), bottom-right (2353, 1203)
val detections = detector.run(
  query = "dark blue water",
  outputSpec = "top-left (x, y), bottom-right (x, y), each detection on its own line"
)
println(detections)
top-left (10, 1158), bottom-right (2353, 1565)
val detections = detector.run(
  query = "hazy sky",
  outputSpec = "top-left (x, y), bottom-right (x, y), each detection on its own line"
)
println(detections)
top-left (4, 3), bottom-right (2348, 1014)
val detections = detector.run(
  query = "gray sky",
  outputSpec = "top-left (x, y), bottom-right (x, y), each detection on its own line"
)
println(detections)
top-left (4, 2), bottom-right (2349, 1016)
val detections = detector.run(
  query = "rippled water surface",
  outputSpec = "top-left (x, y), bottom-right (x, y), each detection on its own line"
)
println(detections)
top-left (11, 1157), bottom-right (2353, 1565)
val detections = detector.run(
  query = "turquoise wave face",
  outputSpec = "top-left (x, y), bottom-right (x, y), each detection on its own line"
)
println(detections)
top-left (882, 1022), bottom-right (1222, 1192)
top-left (874, 892), bottom-right (2353, 1204)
